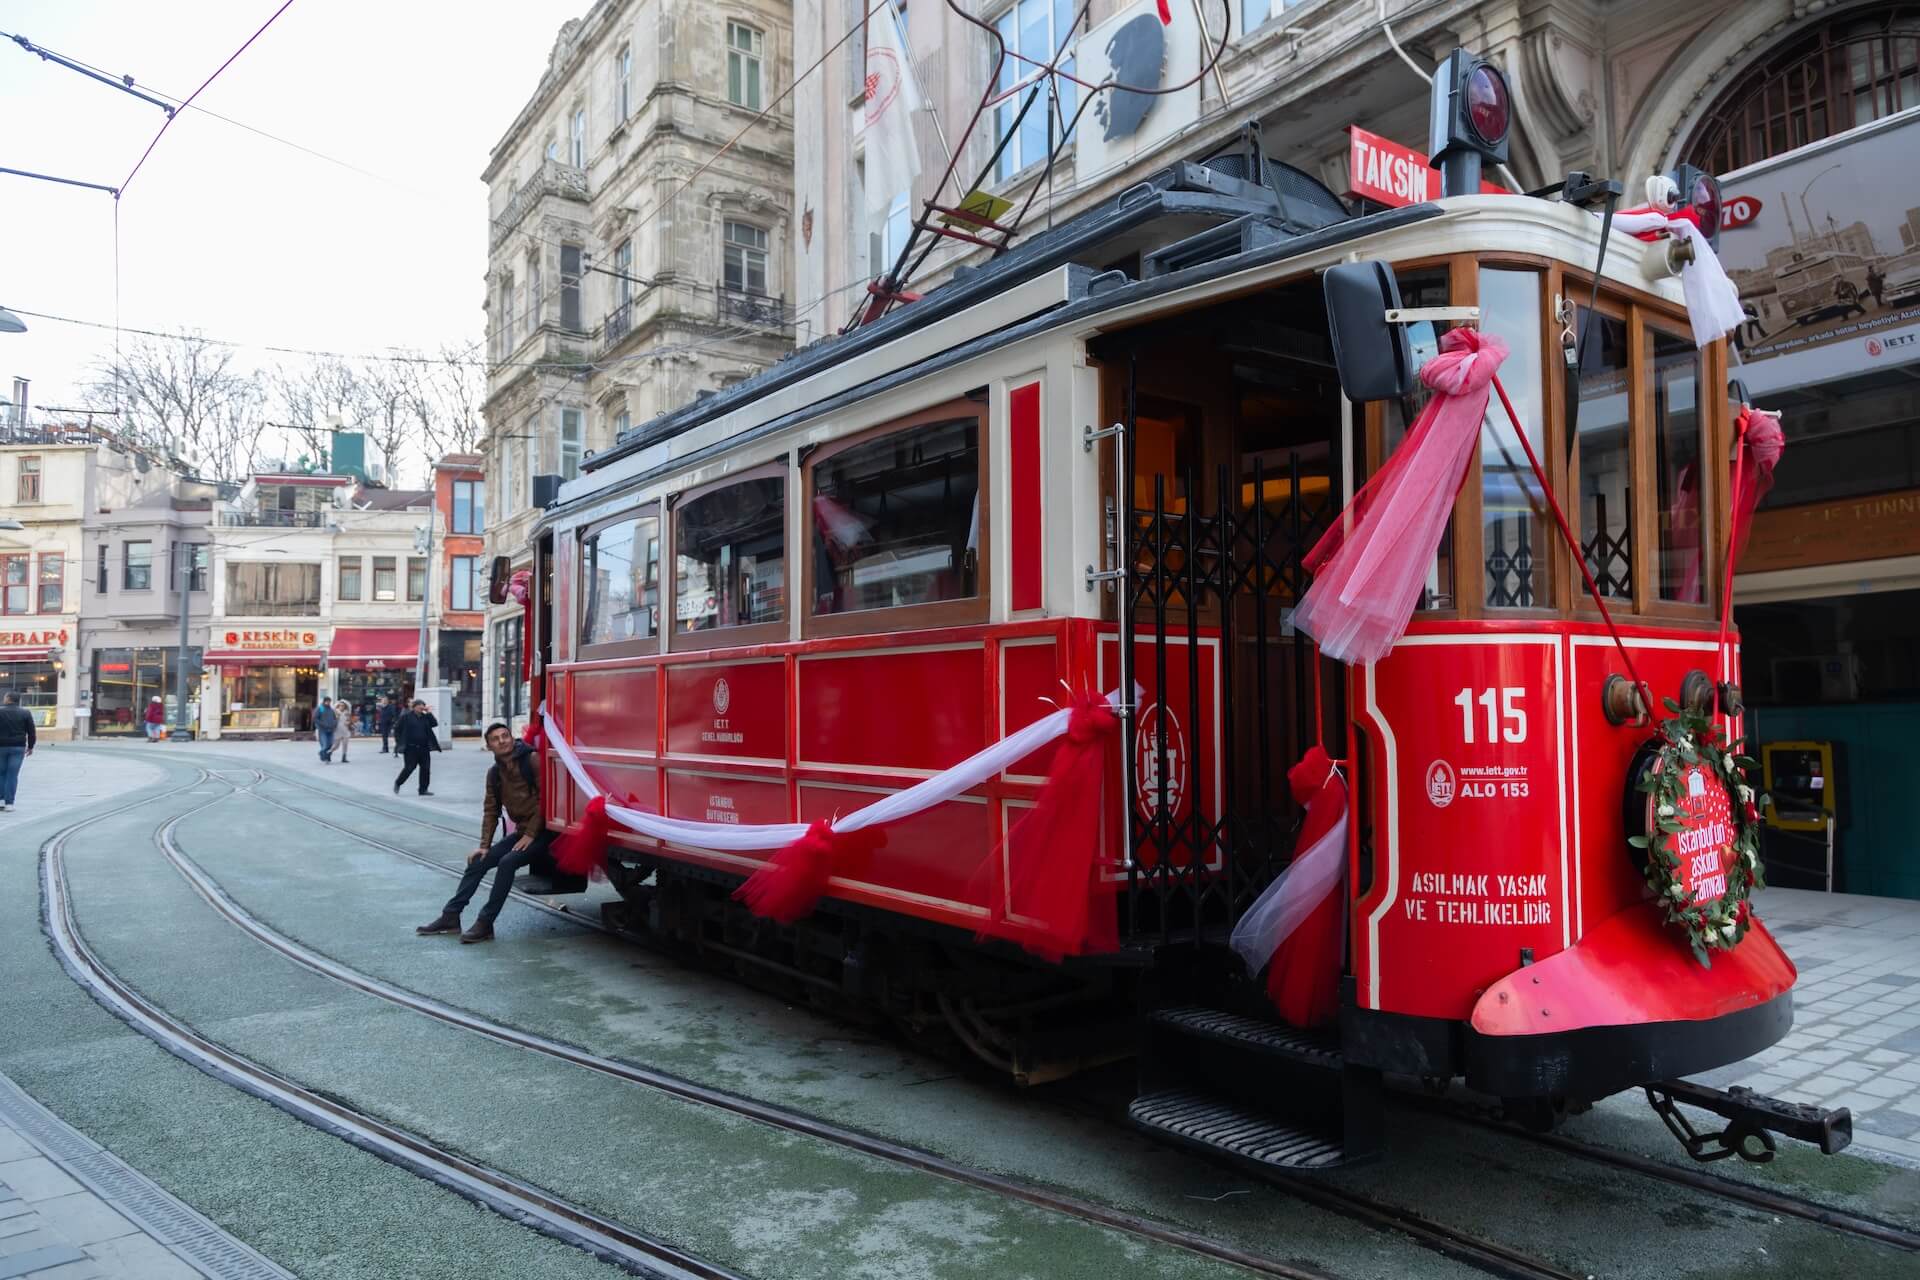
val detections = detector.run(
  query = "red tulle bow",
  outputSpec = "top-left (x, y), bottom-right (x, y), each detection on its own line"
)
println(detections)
top-left (550, 794), bottom-right (610, 881)
top-left (1265, 746), bottom-right (1347, 1027)
top-left (976, 690), bottom-right (1121, 962)
top-left (735, 820), bottom-right (883, 924)
top-left (1732, 407), bottom-right (1784, 560)
top-left (1155, 0), bottom-right (1172, 23)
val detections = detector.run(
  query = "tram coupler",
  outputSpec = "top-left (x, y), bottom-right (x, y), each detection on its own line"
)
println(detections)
top-left (1645, 1079), bottom-right (1852, 1163)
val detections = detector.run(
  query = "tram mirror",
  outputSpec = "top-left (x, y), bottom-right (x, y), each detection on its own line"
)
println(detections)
top-left (487, 554), bottom-right (513, 606)
top-left (1323, 260), bottom-right (1414, 402)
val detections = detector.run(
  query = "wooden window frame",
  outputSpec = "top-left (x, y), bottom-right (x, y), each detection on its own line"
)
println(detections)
top-left (1638, 313), bottom-right (1722, 623)
top-left (1557, 278), bottom-right (1637, 619)
top-left (801, 396), bottom-right (991, 640)
top-left (577, 503), bottom-right (666, 660)
top-left (667, 460), bottom-right (792, 653)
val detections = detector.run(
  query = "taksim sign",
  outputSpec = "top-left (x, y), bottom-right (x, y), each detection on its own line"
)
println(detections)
top-left (1345, 126), bottom-right (1505, 207)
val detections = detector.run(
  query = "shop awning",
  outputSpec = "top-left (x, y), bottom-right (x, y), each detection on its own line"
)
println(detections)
top-left (203, 650), bottom-right (325, 667)
top-left (328, 628), bottom-right (420, 670)
top-left (0, 648), bottom-right (54, 664)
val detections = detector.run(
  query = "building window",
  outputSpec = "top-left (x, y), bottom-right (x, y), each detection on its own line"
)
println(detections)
top-left (877, 189), bottom-right (911, 271)
top-left (338, 556), bottom-right (361, 601)
top-left (496, 273), bottom-right (514, 359)
top-left (167, 543), bottom-right (209, 593)
top-left (372, 556), bottom-right (398, 602)
top-left (0, 555), bottom-right (28, 614)
top-left (124, 540), bottom-right (153, 591)
top-left (560, 244), bottom-right (583, 330)
top-left (407, 556), bottom-right (428, 602)
top-left (994, 0), bottom-right (1078, 181)
top-left (500, 442), bottom-right (517, 517)
top-left (225, 562), bottom-right (322, 616)
top-left (809, 409), bottom-right (984, 622)
top-left (728, 21), bottom-right (764, 109)
top-left (544, 137), bottom-right (559, 162)
top-left (582, 510), bottom-right (662, 648)
top-left (614, 410), bottom-right (631, 437)
top-left (36, 553), bottom-right (61, 613)
top-left (1243, 0), bottom-right (1272, 33)
top-left (452, 479), bottom-right (485, 534)
top-left (723, 220), bottom-right (769, 294)
top-left (451, 555), bottom-right (480, 611)
top-left (526, 254), bottom-right (541, 336)
top-left (16, 456), bottom-right (40, 503)
top-left (96, 545), bottom-right (108, 594)
top-left (617, 44), bottom-right (633, 120)
top-left (569, 106), bottom-right (586, 167)
top-left (613, 239), bottom-right (634, 306)
top-left (560, 409), bottom-right (583, 481)
top-left (674, 472), bottom-right (785, 641)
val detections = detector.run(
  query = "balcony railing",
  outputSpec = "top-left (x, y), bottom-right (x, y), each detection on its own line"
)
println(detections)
top-left (716, 282), bottom-right (793, 331)
top-left (489, 160), bottom-right (588, 250)
top-left (220, 509), bottom-right (328, 528)
top-left (599, 299), bottom-right (634, 357)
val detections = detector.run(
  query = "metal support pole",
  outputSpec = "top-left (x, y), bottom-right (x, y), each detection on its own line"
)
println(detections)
top-left (415, 507), bottom-right (434, 691)
top-left (172, 540), bottom-right (192, 739)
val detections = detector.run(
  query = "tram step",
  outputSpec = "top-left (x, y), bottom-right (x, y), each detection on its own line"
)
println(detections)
top-left (1129, 1088), bottom-right (1355, 1171)
top-left (1149, 1006), bottom-right (1343, 1071)
top-left (519, 872), bottom-right (590, 896)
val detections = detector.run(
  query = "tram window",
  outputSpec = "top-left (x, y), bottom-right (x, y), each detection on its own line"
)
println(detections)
top-left (580, 512), bottom-right (662, 649)
top-left (1477, 269), bottom-right (1549, 609)
top-left (1573, 307), bottom-right (1632, 601)
top-left (1382, 269), bottom-right (1455, 610)
top-left (1651, 329), bottom-right (1706, 603)
top-left (810, 416), bottom-right (981, 617)
top-left (674, 475), bottom-right (786, 638)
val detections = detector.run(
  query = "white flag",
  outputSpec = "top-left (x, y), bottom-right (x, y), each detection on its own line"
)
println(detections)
top-left (862, 5), bottom-right (924, 223)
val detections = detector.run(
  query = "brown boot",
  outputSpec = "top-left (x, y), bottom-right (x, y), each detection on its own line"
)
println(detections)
top-left (415, 913), bottom-right (460, 935)
top-left (460, 920), bottom-right (495, 944)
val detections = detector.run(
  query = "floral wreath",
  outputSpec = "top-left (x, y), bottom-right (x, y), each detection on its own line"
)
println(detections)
top-left (1628, 704), bottom-right (1768, 967)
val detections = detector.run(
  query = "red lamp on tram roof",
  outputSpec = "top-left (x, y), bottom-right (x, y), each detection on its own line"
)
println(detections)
top-left (1663, 164), bottom-right (1723, 249)
top-left (1428, 48), bottom-right (1511, 197)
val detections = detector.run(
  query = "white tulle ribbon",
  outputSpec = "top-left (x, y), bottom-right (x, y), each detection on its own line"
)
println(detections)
top-left (1227, 807), bottom-right (1348, 974)
top-left (1609, 211), bottom-right (1746, 350)
top-left (544, 692), bottom-right (1120, 855)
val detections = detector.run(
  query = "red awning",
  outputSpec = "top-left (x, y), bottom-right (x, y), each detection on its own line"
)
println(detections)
top-left (204, 650), bottom-right (325, 667)
top-left (0, 648), bottom-right (54, 664)
top-left (328, 627), bottom-right (419, 670)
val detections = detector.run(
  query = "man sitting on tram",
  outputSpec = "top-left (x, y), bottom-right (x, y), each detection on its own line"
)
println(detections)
top-left (415, 722), bottom-right (553, 944)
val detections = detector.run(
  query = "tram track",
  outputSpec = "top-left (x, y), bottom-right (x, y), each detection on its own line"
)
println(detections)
top-left (179, 756), bottom-right (1920, 1275)
top-left (38, 773), bottom-right (740, 1280)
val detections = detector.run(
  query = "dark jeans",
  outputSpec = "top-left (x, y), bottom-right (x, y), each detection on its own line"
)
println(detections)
top-left (380, 726), bottom-right (393, 752)
top-left (394, 749), bottom-right (432, 793)
top-left (444, 830), bottom-right (557, 924)
top-left (317, 728), bottom-right (335, 760)
top-left (0, 746), bottom-right (23, 805)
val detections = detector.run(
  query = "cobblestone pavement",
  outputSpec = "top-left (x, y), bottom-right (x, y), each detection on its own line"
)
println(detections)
top-left (1694, 887), bottom-right (1920, 1168)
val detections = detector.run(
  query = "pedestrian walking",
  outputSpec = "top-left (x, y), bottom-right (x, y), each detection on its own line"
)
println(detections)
top-left (333, 698), bottom-right (354, 763)
top-left (391, 698), bottom-right (441, 795)
top-left (1867, 262), bottom-right (1887, 308)
top-left (315, 698), bottom-right (340, 764)
top-left (417, 722), bottom-right (552, 943)
top-left (377, 695), bottom-right (398, 754)
top-left (143, 696), bottom-right (167, 742)
top-left (0, 692), bottom-right (37, 813)
top-left (359, 699), bottom-right (375, 737)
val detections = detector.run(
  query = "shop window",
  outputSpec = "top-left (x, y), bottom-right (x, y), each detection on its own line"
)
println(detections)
top-left (1478, 268), bottom-right (1549, 609)
top-left (90, 647), bottom-right (202, 736)
top-left (581, 511), bottom-right (662, 649)
top-left (373, 556), bottom-right (398, 602)
top-left (808, 408), bottom-right (983, 627)
top-left (1572, 305), bottom-right (1633, 601)
top-left (36, 553), bottom-right (61, 614)
top-left (226, 562), bottom-right (322, 617)
top-left (673, 471), bottom-right (786, 644)
top-left (1652, 328), bottom-right (1707, 604)
top-left (0, 554), bottom-right (27, 614)
top-left (0, 658), bottom-right (59, 728)
top-left (338, 556), bottom-right (362, 601)
top-left (124, 541), bottom-right (153, 591)
top-left (407, 556), bottom-right (427, 602)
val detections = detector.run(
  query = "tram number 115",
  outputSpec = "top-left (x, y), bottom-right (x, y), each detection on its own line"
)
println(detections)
top-left (1453, 687), bottom-right (1527, 744)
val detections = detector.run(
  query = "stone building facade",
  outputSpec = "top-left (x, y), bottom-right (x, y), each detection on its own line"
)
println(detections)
top-left (479, 0), bottom-right (797, 729)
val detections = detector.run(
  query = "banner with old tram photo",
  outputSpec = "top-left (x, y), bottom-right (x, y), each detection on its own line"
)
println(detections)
top-left (1716, 109), bottom-right (1920, 396)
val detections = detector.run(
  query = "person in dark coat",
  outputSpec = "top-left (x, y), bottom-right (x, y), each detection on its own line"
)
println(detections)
top-left (391, 699), bottom-right (441, 795)
top-left (416, 722), bottom-right (551, 943)
top-left (315, 699), bottom-right (340, 763)
top-left (377, 695), bottom-right (399, 753)
top-left (0, 693), bottom-right (36, 812)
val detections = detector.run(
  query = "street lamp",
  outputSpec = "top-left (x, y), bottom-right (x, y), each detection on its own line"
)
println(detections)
top-left (1797, 164), bottom-right (1844, 250)
top-left (0, 308), bottom-right (25, 334)
top-left (0, 519), bottom-right (24, 532)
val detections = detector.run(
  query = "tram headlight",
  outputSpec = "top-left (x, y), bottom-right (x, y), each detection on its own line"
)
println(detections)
top-left (1652, 165), bottom-right (1723, 250)
top-left (1428, 49), bottom-right (1510, 196)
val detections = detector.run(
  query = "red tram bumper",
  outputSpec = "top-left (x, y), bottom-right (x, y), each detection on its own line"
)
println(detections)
top-left (1461, 904), bottom-right (1797, 1101)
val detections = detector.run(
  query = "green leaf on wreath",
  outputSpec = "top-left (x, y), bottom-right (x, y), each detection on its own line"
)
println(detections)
top-left (1627, 835), bottom-right (1649, 848)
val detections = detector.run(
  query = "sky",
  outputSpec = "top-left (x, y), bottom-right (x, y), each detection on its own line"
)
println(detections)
top-left (0, 0), bottom-right (584, 413)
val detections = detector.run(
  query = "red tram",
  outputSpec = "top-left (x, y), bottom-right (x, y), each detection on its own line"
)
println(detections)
top-left (508, 51), bottom-right (1845, 1170)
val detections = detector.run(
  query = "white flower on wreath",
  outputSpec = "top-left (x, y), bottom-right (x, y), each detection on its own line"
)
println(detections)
top-left (1675, 734), bottom-right (1694, 751)
top-left (1658, 804), bottom-right (1675, 817)
top-left (1721, 923), bottom-right (1739, 941)
top-left (1667, 882), bottom-right (1687, 900)
top-left (1739, 784), bottom-right (1755, 804)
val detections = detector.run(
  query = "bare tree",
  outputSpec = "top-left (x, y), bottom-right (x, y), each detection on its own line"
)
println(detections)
top-left (355, 358), bottom-right (417, 488)
top-left (268, 356), bottom-right (365, 465)
top-left (413, 343), bottom-right (485, 458)
top-left (86, 332), bottom-right (268, 482)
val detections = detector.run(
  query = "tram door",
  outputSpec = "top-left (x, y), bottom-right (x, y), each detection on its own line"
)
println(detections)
top-left (1103, 284), bottom-right (1345, 944)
